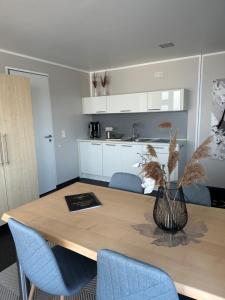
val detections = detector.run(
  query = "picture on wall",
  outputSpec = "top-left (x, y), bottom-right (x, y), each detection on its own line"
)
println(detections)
top-left (211, 79), bottom-right (225, 160)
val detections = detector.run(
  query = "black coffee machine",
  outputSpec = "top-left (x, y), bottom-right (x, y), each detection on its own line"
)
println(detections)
top-left (89, 122), bottom-right (101, 138)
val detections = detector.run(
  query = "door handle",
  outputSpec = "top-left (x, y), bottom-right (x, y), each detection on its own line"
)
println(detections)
top-left (0, 134), bottom-right (3, 165)
top-left (2, 134), bottom-right (9, 164)
top-left (96, 110), bottom-right (106, 113)
top-left (44, 135), bottom-right (52, 139)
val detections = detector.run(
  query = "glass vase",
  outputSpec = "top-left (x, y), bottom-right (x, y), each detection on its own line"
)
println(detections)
top-left (153, 186), bottom-right (188, 233)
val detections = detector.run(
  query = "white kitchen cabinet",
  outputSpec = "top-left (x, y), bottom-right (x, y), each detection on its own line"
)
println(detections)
top-left (102, 143), bottom-right (122, 177)
top-left (107, 93), bottom-right (147, 113)
top-left (147, 89), bottom-right (186, 111)
top-left (79, 141), bottom-right (103, 175)
top-left (103, 143), bottom-right (142, 177)
top-left (82, 96), bottom-right (107, 114)
top-left (78, 140), bottom-right (180, 182)
top-left (119, 144), bottom-right (142, 175)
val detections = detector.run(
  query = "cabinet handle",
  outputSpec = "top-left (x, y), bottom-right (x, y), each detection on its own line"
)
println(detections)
top-left (121, 145), bottom-right (132, 147)
top-left (96, 110), bottom-right (106, 113)
top-left (3, 134), bottom-right (9, 164)
top-left (106, 144), bottom-right (116, 146)
top-left (120, 109), bottom-right (132, 112)
top-left (147, 108), bottom-right (160, 111)
top-left (91, 143), bottom-right (101, 145)
top-left (0, 134), bottom-right (3, 165)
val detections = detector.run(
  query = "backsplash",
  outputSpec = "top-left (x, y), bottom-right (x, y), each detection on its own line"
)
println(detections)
top-left (92, 111), bottom-right (187, 139)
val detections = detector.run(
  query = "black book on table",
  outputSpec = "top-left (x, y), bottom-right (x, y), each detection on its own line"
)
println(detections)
top-left (65, 192), bottom-right (102, 212)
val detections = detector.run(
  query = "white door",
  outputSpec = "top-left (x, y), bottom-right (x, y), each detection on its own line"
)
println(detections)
top-left (8, 69), bottom-right (57, 195)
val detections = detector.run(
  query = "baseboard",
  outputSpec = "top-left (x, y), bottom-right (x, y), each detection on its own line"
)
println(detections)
top-left (56, 177), bottom-right (80, 190)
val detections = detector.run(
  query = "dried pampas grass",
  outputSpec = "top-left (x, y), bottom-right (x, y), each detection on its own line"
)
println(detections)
top-left (168, 151), bottom-right (180, 175)
top-left (92, 73), bottom-right (98, 88)
top-left (142, 162), bottom-right (165, 186)
top-left (178, 136), bottom-right (212, 187)
top-left (141, 120), bottom-right (211, 188)
top-left (192, 136), bottom-right (212, 160)
top-left (100, 72), bottom-right (108, 88)
top-left (158, 122), bottom-right (172, 129)
top-left (167, 130), bottom-right (179, 175)
top-left (179, 162), bottom-right (206, 186)
top-left (147, 145), bottom-right (157, 157)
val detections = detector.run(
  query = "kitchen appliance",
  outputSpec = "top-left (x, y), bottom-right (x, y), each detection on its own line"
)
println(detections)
top-left (89, 122), bottom-right (101, 138)
top-left (105, 127), bottom-right (114, 139)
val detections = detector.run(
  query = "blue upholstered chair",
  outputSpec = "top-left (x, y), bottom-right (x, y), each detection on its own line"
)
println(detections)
top-left (109, 172), bottom-right (143, 194)
top-left (8, 218), bottom-right (96, 300)
top-left (183, 184), bottom-right (211, 207)
top-left (97, 249), bottom-right (179, 300)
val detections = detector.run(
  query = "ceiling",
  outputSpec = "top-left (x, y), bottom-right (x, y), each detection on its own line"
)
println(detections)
top-left (0, 0), bottom-right (225, 71)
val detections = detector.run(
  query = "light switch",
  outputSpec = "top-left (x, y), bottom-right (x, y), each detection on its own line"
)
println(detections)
top-left (154, 71), bottom-right (164, 78)
top-left (61, 130), bottom-right (66, 138)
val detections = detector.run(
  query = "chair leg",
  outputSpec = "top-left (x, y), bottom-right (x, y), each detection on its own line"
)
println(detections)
top-left (28, 284), bottom-right (35, 300)
top-left (60, 296), bottom-right (64, 300)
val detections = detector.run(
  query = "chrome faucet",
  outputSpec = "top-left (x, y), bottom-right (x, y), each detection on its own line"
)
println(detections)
top-left (132, 123), bottom-right (138, 140)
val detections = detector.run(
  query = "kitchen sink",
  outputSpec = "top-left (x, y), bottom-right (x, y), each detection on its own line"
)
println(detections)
top-left (134, 138), bottom-right (153, 142)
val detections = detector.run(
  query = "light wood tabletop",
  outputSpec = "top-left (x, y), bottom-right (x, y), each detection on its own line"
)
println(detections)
top-left (2, 182), bottom-right (225, 300)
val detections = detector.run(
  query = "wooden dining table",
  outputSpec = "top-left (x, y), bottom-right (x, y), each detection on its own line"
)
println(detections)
top-left (2, 182), bottom-right (225, 300)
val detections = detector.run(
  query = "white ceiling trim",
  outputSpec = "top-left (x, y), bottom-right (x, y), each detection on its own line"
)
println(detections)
top-left (202, 50), bottom-right (225, 57)
top-left (91, 54), bottom-right (201, 74)
top-left (1, 47), bottom-right (225, 74)
top-left (0, 48), bottom-right (89, 74)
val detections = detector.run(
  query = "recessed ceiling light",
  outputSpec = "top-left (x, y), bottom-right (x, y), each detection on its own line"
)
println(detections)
top-left (159, 42), bottom-right (175, 48)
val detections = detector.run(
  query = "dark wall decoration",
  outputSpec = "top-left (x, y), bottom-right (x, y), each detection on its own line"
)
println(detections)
top-left (211, 79), bottom-right (225, 160)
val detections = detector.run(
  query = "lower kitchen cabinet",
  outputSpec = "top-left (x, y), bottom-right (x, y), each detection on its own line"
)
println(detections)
top-left (119, 144), bottom-right (142, 175)
top-left (103, 143), bottom-right (122, 177)
top-left (78, 140), bottom-right (180, 182)
top-left (79, 141), bottom-right (103, 176)
top-left (103, 143), bottom-right (142, 177)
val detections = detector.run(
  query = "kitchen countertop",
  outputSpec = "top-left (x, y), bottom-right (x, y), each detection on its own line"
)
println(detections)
top-left (77, 138), bottom-right (187, 146)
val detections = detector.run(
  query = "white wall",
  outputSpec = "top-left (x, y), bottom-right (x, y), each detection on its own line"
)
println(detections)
top-left (0, 51), bottom-right (91, 185)
top-left (94, 57), bottom-right (200, 158)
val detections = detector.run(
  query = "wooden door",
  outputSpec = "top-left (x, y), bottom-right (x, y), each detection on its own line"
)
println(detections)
top-left (0, 101), bottom-right (9, 224)
top-left (0, 75), bottom-right (38, 210)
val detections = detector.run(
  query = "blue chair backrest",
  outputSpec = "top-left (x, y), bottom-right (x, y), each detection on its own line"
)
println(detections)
top-left (8, 218), bottom-right (67, 296)
top-left (183, 184), bottom-right (211, 206)
top-left (97, 249), bottom-right (179, 300)
top-left (109, 172), bottom-right (143, 194)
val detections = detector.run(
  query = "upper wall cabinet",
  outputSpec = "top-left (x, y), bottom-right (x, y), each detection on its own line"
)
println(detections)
top-left (147, 89), bottom-right (186, 111)
top-left (82, 96), bottom-right (107, 114)
top-left (82, 89), bottom-right (187, 114)
top-left (107, 93), bottom-right (147, 113)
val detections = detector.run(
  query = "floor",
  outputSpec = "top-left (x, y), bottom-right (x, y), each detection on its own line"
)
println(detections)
top-left (2, 177), bottom-right (223, 299)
